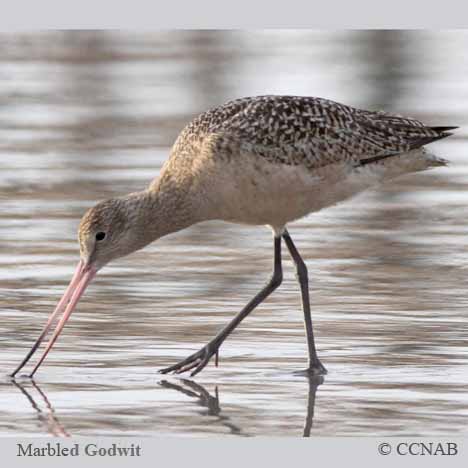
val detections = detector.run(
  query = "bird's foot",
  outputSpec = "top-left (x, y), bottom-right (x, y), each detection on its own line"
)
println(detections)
top-left (159, 341), bottom-right (221, 377)
top-left (309, 359), bottom-right (327, 375)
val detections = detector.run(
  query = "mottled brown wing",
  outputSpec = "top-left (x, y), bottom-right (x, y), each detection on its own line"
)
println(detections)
top-left (203, 96), bottom-right (454, 170)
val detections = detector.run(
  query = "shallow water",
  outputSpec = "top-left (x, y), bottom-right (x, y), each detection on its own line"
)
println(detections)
top-left (1, 31), bottom-right (468, 437)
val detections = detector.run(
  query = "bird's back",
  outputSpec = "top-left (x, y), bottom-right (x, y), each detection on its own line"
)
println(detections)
top-left (169, 95), bottom-right (454, 171)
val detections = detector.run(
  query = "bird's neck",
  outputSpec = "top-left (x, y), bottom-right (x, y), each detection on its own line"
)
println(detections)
top-left (127, 173), bottom-right (203, 248)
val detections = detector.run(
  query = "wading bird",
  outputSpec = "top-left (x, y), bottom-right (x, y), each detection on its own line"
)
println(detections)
top-left (11, 95), bottom-right (456, 378)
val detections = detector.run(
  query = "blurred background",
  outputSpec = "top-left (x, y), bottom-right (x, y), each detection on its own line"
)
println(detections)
top-left (0, 31), bottom-right (467, 437)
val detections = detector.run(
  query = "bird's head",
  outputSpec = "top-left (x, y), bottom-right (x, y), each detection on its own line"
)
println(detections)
top-left (78, 197), bottom-right (142, 271)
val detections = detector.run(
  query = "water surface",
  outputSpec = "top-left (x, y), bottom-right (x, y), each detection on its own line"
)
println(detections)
top-left (0, 31), bottom-right (467, 437)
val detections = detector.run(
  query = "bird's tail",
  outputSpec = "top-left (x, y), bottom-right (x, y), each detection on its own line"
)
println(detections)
top-left (355, 147), bottom-right (449, 187)
top-left (390, 147), bottom-right (449, 174)
top-left (358, 126), bottom-right (455, 168)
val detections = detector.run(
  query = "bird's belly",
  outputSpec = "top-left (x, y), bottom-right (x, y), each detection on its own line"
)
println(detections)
top-left (204, 155), bottom-right (377, 228)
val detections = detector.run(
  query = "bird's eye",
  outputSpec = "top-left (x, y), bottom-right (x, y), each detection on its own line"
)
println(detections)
top-left (95, 232), bottom-right (106, 241)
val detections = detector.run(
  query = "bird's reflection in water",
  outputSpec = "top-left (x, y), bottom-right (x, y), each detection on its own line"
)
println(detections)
top-left (159, 379), bottom-right (247, 436)
top-left (302, 375), bottom-right (324, 437)
top-left (160, 375), bottom-right (324, 437)
top-left (11, 376), bottom-right (322, 438)
top-left (12, 380), bottom-right (69, 437)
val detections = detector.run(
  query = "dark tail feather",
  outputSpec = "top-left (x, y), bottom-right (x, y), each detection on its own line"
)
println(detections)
top-left (358, 132), bottom-right (454, 167)
top-left (357, 126), bottom-right (456, 167)
top-left (430, 126), bottom-right (459, 132)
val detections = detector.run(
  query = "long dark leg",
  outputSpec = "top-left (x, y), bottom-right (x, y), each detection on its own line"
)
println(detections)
top-left (159, 235), bottom-right (283, 377)
top-left (282, 229), bottom-right (327, 375)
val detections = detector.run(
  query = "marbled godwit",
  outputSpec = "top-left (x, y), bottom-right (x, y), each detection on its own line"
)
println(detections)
top-left (11, 95), bottom-right (456, 378)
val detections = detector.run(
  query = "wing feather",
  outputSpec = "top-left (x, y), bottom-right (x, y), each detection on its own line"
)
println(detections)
top-left (175, 96), bottom-right (456, 170)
